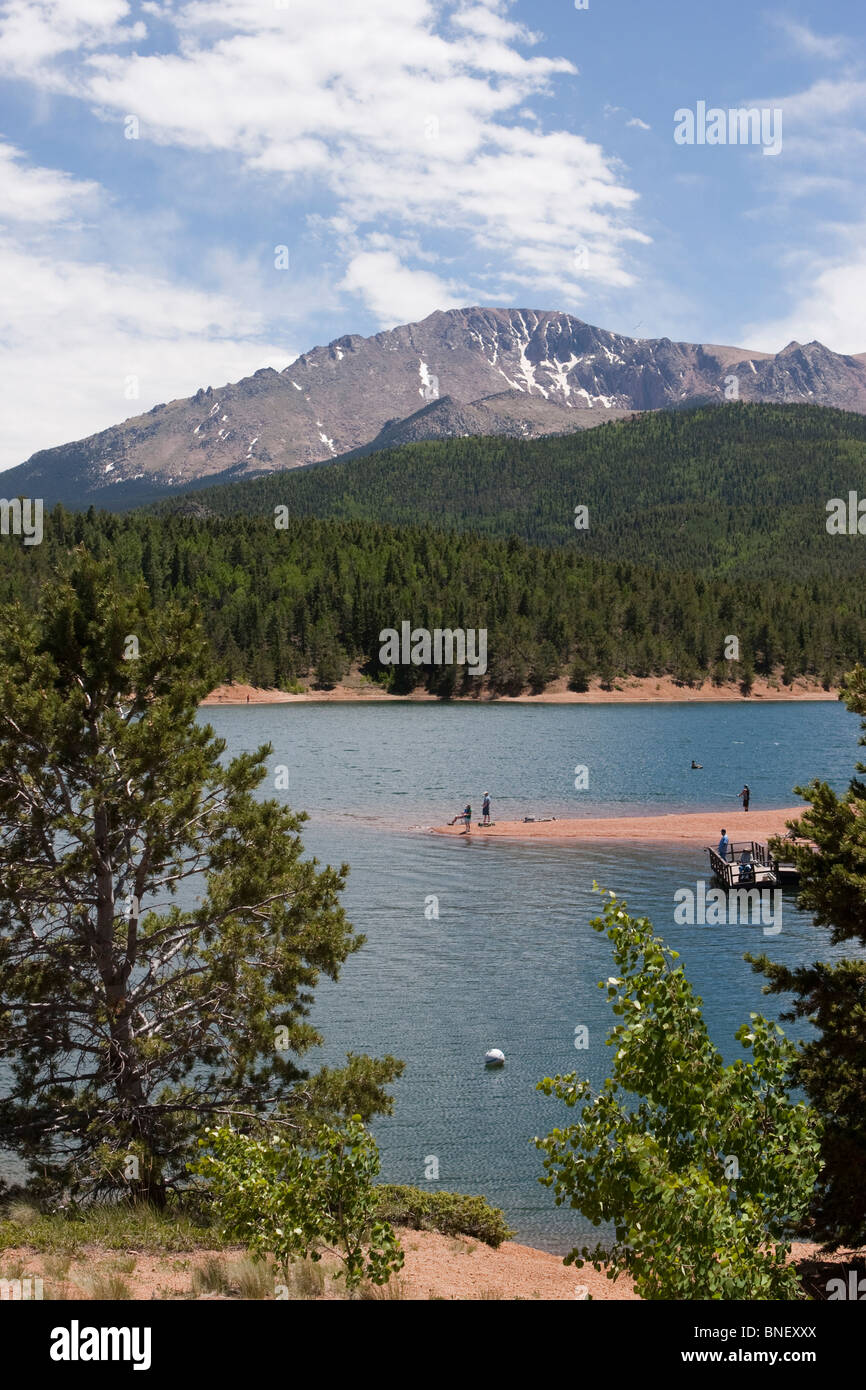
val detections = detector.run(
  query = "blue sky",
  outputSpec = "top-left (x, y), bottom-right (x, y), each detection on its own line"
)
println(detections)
top-left (1, 0), bottom-right (865, 468)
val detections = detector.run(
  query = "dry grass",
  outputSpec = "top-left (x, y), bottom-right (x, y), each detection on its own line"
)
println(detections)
top-left (4, 1203), bottom-right (40, 1230)
top-left (191, 1255), bottom-right (229, 1297)
top-left (352, 1275), bottom-right (407, 1300)
top-left (227, 1257), bottom-right (273, 1300)
top-left (43, 1252), bottom-right (73, 1281)
top-left (80, 1270), bottom-right (133, 1300)
top-left (289, 1257), bottom-right (327, 1299)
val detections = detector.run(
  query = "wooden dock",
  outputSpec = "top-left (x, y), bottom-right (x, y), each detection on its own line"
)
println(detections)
top-left (706, 840), bottom-right (800, 890)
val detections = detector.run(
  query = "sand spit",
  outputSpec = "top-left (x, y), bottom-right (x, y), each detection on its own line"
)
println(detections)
top-left (430, 807), bottom-right (803, 844)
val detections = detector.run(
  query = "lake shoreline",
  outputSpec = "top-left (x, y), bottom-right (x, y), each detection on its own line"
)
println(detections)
top-left (201, 676), bottom-right (838, 706)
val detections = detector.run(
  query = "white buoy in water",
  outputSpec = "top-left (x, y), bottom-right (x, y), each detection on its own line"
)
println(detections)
top-left (484, 1048), bottom-right (505, 1067)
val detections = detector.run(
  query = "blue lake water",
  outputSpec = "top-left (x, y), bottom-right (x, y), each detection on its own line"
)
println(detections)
top-left (203, 699), bottom-right (859, 1255)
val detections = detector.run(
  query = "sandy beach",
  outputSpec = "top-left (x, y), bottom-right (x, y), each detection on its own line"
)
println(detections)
top-left (430, 807), bottom-right (803, 843)
top-left (200, 676), bottom-right (838, 706)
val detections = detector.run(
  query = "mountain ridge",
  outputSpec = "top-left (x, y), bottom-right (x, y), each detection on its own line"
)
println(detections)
top-left (7, 306), bottom-right (866, 508)
top-left (158, 401), bottom-right (866, 580)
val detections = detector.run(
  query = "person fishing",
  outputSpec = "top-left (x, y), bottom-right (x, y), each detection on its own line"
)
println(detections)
top-left (482, 792), bottom-right (491, 825)
top-left (738, 783), bottom-right (751, 812)
top-left (449, 803), bottom-right (472, 832)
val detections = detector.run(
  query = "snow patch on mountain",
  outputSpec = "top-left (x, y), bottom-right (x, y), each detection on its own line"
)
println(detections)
top-left (418, 360), bottom-right (438, 400)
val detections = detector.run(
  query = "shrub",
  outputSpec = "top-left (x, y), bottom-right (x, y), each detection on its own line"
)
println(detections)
top-left (374, 1186), bottom-right (514, 1248)
top-left (536, 889), bottom-right (821, 1301)
top-left (192, 1116), bottom-right (403, 1291)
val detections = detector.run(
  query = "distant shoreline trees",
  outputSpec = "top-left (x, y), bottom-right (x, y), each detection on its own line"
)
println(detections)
top-left (0, 503), bottom-right (862, 698)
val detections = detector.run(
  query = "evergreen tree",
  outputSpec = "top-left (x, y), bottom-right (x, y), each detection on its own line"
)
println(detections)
top-left (748, 665), bottom-right (866, 1247)
top-left (0, 552), bottom-right (401, 1203)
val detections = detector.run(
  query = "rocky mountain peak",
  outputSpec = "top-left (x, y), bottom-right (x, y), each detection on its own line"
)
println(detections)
top-left (6, 306), bottom-right (866, 509)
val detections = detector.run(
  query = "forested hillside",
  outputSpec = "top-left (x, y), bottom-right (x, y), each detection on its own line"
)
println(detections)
top-left (3, 506), bottom-right (864, 694)
top-left (163, 403), bottom-right (866, 579)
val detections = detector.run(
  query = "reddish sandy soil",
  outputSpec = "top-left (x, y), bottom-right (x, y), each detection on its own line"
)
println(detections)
top-left (201, 676), bottom-right (837, 706)
top-left (0, 1229), bottom-right (631, 1301)
top-left (431, 807), bottom-right (803, 844)
top-left (3, 1234), bottom-right (859, 1301)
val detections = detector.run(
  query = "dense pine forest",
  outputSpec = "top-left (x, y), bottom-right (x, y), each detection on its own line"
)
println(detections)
top-left (4, 405), bottom-right (864, 694)
top-left (163, 403), bottom-right (866, 581)
top-left (2, 503), bottom-right (864, 694)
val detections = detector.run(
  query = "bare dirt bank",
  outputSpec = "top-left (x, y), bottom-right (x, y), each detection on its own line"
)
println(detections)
top-left (431, 807), bottom-right (803, 844)
top-left (201, 676), bottom-right (837, 706)
top-left (4, 1233), bottom-right (859, 1300)
top-left (1, 1228), bottom-right (632, 1301)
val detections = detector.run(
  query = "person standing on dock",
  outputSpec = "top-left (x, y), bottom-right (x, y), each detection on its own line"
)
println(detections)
top-left (738, 784), bottom-right (751, 812)
top-left (718, 828), bottom-right (729, 860)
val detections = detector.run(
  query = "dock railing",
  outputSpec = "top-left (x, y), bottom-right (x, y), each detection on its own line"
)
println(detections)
top-left (707, 838), bottom-right (802, 890)
top-left (707, 846), bottom-right (735, 887)
top-left (729, 840), bottom-right (768, 865)
top-left (707, 841), bottom-right (768, 888)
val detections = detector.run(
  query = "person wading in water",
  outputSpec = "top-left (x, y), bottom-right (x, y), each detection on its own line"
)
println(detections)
top-left (738, 784), bottom-right (751, 812)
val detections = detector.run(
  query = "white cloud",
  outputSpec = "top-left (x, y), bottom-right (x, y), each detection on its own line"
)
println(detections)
top-left (0, 0), bottom-right (645, 318)
top-left (771, 76), bottom-right (866, 124)
top-left (0, 139), bottom-right (99, 222)
top-left (0, 0), bottom-right (142, 79)
top-left (0, 237), bottom-right (292, 468)
top-left (0, 140), bottom-right (292, 470)
top-left (771, 16), bottom-right (848, 62)
top-left (340, 251), bottom-right (464, 325)
top-left (605, 104), bottom-right (650, 132)
top-left (744, 243), bottom-right (866, 355)
top-left (451, 2), bottom-right (540, 45)
top-left (734, 44), bottom-right (866, 353)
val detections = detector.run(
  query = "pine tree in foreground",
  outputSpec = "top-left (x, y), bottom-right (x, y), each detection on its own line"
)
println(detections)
top-left (0, 550), bottom-right (401, 1204)
top-left (749, 663), bottom-right (866, 1248)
